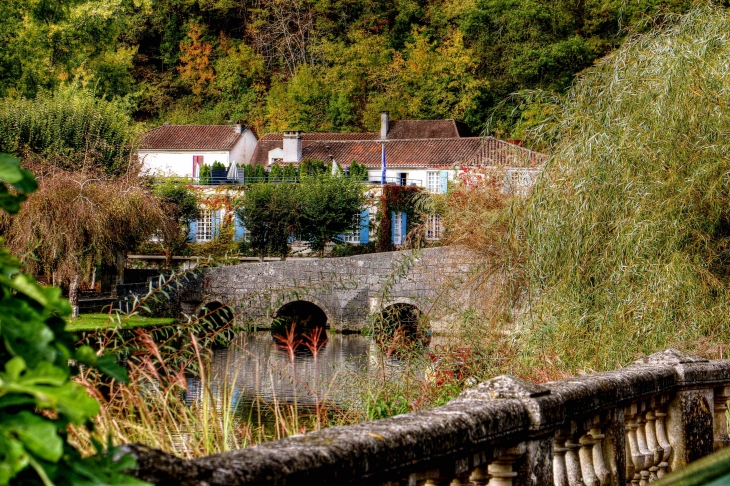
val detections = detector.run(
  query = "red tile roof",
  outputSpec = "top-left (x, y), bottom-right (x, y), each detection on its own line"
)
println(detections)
top-left (296, 137), bottom-right (546, 169)
top-left (386, 119), bottom-right (470, 139)
top-left (140, 125), bottom-right (242, 150)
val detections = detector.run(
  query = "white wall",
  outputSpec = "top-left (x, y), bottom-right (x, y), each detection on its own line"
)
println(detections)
top-left (139, 150), bottom-right (231, 178)
top-left (231, 129), bottom-right (257, 166)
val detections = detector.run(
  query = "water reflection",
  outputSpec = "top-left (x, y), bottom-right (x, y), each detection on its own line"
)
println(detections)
top-left (188, 331), bottom-right (415, 410)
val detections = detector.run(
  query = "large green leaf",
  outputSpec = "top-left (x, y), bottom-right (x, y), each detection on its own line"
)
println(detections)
top-left (0, 154), bottom-right (38, 193)
top-left (2, 411), bottom-right (63, 462)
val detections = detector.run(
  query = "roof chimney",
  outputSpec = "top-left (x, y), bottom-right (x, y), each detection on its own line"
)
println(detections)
top-left (282, 131), bottom-right (302, 163)
top-left (380, 111), bottom-right (389, 140)
top-left (233, 119), bottom-right (243, 134)
top-left (163, 121), bottom-right (170, 126)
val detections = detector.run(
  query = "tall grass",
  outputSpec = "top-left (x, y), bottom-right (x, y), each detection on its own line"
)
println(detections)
top-left (514, 4), bottom-right (730, 374)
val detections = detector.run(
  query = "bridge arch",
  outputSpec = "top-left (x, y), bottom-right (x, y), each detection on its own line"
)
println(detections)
top-left (273, 298), bottom-right (335, 329)
top-left (195, 300), bottom-right (235, 327)
top-left (373, 300), bottom-right (430, 343)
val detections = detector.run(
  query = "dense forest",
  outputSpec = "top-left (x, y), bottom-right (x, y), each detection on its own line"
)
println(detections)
top-left (0, 0), bottom-right (710, 138)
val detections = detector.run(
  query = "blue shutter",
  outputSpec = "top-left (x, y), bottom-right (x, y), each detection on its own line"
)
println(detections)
top-left (391, 211), bottom-right (396, 244)
top-left (359, 209), bottom-right (370, 244)
top-left (439, 170), bottom-right (449, 194)
top-left (212, 210), bottom-right (221, 239)
top-left (188, 220), bottom-right (197, 242)
top-left (234, 215), bottom-right (245, 241)
top-left (401, 212), bottom-right (407, 242)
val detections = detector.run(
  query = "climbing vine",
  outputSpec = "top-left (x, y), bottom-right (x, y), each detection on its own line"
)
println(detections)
top-left (375, 185), bottom-right (423, 252)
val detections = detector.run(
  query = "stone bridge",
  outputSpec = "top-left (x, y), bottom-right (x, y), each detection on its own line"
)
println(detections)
top-left (176, 247), bottom-right (478, 333)
top-left (126, 348), bottom-right (730, 485)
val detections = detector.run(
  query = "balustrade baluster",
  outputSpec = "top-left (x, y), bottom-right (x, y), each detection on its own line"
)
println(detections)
top-left (553, 437), bottom-right (570, 486)
top-left (636, 414), bottom-right (653, 485)
top-left (654, 410), bottom-right (671, 479)
top-left (588, 427), bottom-right (611, 486)
top-left (469, 465), bottom-right (491, 486)
top-left (565, 439), bottom-right (584, 486)
top-left (578, 435), bottom-right (599, 486)
top-left (644, 411), bottom-right (661, 482)
top-left (487, 449), bottom-right (522, 486)
top-left (626, 417), bottom-right (643, 485)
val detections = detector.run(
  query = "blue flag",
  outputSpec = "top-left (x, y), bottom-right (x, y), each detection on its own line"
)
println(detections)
top-left (381, 143), bottom-right (386, 184)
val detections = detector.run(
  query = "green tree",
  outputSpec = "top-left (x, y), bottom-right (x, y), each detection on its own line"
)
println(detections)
top-left (349, 161), bottom-right (368, 181)
top-left (269, 164), bottom-right (283, 182)
top-left (236, 184), bottom-right (300, 260)
top-left (298, 174), bottom-right (365, 256)
top-left (0, 0), bottom-right (135, 99)
top-left (153, 179), bottom-right (200, 267)
top-left (0, 153), bottom-right (144, 485)
top-left (282, 163), bottom-right (298, 180)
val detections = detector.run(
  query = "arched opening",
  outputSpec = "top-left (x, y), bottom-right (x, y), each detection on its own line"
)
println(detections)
top-left (373, 303), bottom-right (429, 352)
top-left (271, 300), bottom-right (328, 355)
top-left (198, 301), bottom-right (235, 328)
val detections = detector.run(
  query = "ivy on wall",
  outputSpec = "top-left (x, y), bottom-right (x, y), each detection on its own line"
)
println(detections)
top-left (375, 185), bottom-right (423, 252)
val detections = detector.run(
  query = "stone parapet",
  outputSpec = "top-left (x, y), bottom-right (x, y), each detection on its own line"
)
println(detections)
top-left (124, 349), bottom-right (730, 485)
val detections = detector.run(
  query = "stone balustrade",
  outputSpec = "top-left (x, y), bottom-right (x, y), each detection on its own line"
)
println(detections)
top-left (124, 349), bottom-right (730, 485)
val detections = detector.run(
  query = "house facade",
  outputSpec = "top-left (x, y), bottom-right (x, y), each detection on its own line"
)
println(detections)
top-left (140, 115), bottom-right (547, 246)
top-left (250, 112), bottom-right (545, 193)
top-left (138, 123), bottom-right (257, 179)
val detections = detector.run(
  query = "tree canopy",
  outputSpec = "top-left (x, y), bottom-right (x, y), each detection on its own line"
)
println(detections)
top-left (236, 175), bottom-right (364, 258)
top-left (0, 0), bottom-right (711, 137)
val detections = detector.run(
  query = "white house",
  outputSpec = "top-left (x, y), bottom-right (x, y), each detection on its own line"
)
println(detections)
top-left (138, 123), bottom-right (257, 179)
top-left (249, 112), bottom-right (547, 246)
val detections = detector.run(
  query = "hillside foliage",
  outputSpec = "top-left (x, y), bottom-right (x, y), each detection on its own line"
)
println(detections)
top-left (0, 0), bottom-right (713, 137)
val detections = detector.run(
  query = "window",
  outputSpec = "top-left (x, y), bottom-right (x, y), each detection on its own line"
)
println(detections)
top-left (196, 209), bottom-right (220, 242)
top-left (342, 213), bottom-right (361, 244)
top-left (427, 171), bottom-right (439, 193)
top-left (505, 169), bottom-right (534, 195)
top-left (426, 214), bottom-right (442, 240)
top-left (393, 212), bottom-right (403, 244)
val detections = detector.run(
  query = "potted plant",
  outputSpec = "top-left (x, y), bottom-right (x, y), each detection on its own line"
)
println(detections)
top-left (198, 164), bottom-right (211, 185)
top-left (211, 161), bottom-right (227, 184)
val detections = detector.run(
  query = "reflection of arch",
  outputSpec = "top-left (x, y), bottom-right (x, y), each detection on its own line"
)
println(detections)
top-left (274, 300), bottom-right (329, 329)
top-left (197, 301), bottom-right (235, 327)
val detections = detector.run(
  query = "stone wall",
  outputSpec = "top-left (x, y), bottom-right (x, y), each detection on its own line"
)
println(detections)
top-left (178, 247), bottom-right (477, 332)
top-left (123, 349), bottom-right (730, 485)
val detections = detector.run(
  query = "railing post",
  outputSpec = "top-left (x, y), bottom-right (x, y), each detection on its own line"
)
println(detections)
top-left (634, 350), bottom-right (715, 472)
top-left (462, 376), bottom-right (554, 486)
top-left (713, 386), bottom-right (730, 450)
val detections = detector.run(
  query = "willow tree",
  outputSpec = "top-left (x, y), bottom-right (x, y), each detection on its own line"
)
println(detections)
top-left (1, 168), bottom-right (164, 316)
top-left (518, 5), bottom-right (730, 373)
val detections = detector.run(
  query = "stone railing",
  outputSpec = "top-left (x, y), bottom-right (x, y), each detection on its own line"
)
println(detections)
top-left (124, 349), bottom-right (730, 485)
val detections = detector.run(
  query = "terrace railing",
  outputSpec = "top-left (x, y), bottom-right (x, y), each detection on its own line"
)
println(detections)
top-left (123, 348), bottom-right (730, 485)
top-left (152, 174), bottom-right (421, 187)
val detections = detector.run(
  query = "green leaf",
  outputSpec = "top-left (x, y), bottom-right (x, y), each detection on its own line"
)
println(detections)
top-left (3, 411), bottom-right (63, 462)
top-left (0, 154), bottom-right (37, 192)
